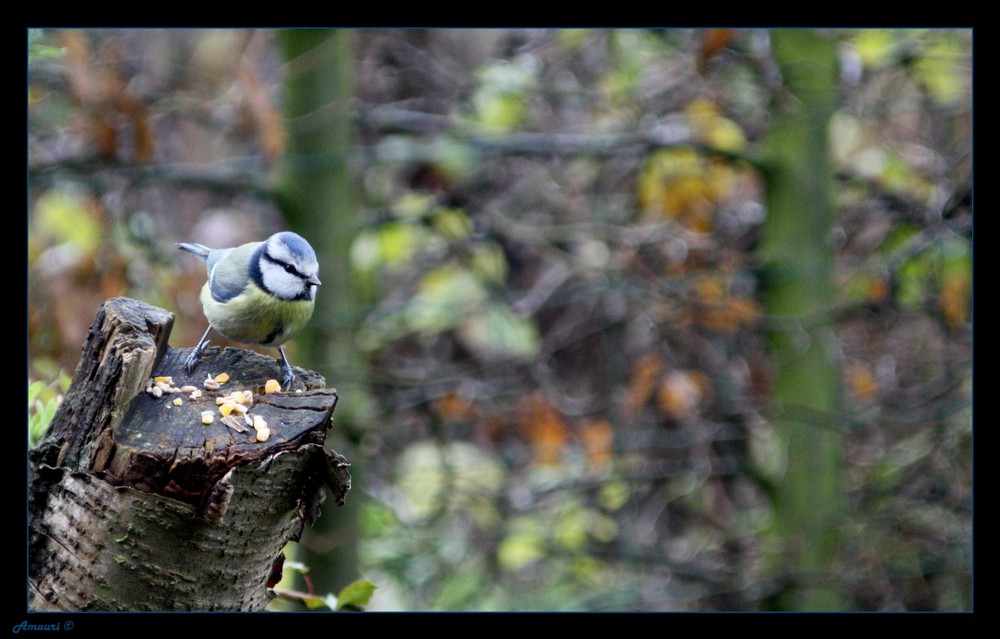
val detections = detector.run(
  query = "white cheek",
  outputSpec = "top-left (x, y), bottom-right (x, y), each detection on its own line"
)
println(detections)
top-left (261, 262), bottom-right (305, 299)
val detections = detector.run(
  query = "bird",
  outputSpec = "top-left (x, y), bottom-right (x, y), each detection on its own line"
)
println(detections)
top-left (177, 231), bottom-right (321, 390)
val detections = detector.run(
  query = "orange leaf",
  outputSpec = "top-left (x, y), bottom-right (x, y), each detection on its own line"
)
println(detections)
top-left (845, 363), bottom-right (879, 402)
top-left (239, 56), bottom-right (286, 159)
top-left (698, 29), bottom-right (736, 73)
top-left (432, 391), bottom-right (476, 423)
top-left (519, 394), bottom-right (569, 466)
top-left (940, 273), bottom-right (970, 327)
top-left (657, 370), bottom-right (704, 420)
top-left (624, 354), bottom-right (665, 418)
top-left (865, 277), bottom-right (890, 304)
top-left (580, 419), bottom-right (614, 473)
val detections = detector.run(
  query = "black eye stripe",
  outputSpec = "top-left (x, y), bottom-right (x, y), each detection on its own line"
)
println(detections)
top-left (264, 253), bottom-right (306, 279)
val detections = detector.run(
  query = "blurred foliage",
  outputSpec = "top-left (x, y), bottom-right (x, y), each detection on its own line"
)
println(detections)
top-left (28, 371), bottom-right (71, 448)
top-left (28, 29), bottom-right (971, 611)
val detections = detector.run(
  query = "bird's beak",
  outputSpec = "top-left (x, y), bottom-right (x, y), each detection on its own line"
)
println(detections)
top-left (308, 274), bottom-right (322, 286)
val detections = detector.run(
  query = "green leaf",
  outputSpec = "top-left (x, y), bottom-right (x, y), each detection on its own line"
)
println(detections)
top-left (472, 61), bottom-right (537, 133)
top-left (852, 30), bottom-right (897, 68)
top-left (336, 579), bottom-right (377, 610)
top-left (394, 193), bottom-right (437, 221)
top-left (497, 529), bottom-right (545, 571)
top-left (300, 595), bottom-right (332, 610)
top-left (405, 266), bottom-right (488, 333)
top-left (432, 208), bottom-right (473, 241)
top-left (457, 302), bottom-right (541, 361)
top-left (914, 35), bottom-right (966, 105)
top-left (471, 242), bottom-right (509, 284)
top-left (28, 380), bottom-right (45, 407)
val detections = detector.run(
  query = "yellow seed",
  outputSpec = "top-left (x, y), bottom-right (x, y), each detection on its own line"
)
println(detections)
top-left (214, 372), bottom-right (230, 384)
top-left (172, 397), bottom-right (183, 406)
top-left (219, 401), bottom-right (237, 416)
top-left (255, 426), bottom-right (270, 442)
top-left (233, 392), bottom-right (247, 404)
top-left (252, 415), bottom-right (268, 431)
top-left (264, 379), bottom-right (281, 394)
top-left (233, 403), bottom-right (249, 415)
top-left (154, 376), bottom-right (173, 384)
top-left (190, 389), bottom-right (202, 399)
top-left (201, 411), bottom-right (215, 425)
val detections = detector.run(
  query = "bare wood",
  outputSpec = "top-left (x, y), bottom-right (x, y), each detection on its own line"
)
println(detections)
top-left (28, 297), bottom-right (348, 611)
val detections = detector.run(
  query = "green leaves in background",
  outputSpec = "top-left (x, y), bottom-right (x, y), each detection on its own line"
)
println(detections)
top-left (29, 188), bottom-right (102, 264)
top-left (392, 441), bottom-right (505, 525)
top-left (472, 60), bottom-right (538, 133)
top-left (354, 200), bottom-right (540, 361)
top-left (28, 372), bottom-right (70, 448)
top-left (28, 29), bottom-right (66, 61)
top-left (850, 30), bottom-right (969, 105)
top-left (457, 301), bottom-right (541, 361)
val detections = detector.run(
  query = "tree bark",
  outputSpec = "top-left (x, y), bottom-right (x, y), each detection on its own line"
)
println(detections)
top-left (28, 297), bottom-right (350, 611)
top-left (757, 30), bottom-right (845, 610)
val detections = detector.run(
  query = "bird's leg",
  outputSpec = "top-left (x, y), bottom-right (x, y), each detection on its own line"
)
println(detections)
top-left (185, 326), bottom-right (213, 373)
top-left (278, 346), bottom-right (296, 390)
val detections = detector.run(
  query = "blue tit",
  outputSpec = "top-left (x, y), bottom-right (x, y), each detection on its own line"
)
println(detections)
top-left (177, 231), bottom-right (321, 389)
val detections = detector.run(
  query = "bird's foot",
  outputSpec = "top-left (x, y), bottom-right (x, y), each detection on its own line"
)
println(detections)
top-left (185, 340), bottom-right (210, 374)
top-left (281, 361), bottom-right (296, 391)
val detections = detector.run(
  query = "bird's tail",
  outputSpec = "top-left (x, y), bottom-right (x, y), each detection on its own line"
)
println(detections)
top-left (177, 242), bottom-right (211, 261)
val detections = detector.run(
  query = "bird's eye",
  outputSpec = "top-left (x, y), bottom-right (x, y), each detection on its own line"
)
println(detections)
top-left (283, 263), bottom-right (296, 274)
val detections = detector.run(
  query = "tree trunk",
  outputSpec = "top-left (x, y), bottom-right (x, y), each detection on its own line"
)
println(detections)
top-left (276, 29), bottom-right (365, 596)
top-left (757, 30), bottom-right (845, 610)
top-left (28, 297), bottom-right (350, 611)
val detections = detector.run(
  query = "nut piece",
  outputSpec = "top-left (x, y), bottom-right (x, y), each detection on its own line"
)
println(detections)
top-left (214, 372), bottom-right (230, 384)
top-left (201, 411), bottom-right (215, 425)
top-left (264, 379), bottom-right (282, 394)
top-left (252, 414), bottom-right (270, 442)
top-left (172, 397), bottom-right (183, 406)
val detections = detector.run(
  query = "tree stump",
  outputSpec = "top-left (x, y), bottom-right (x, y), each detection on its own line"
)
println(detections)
top-left (28, 297), bottom-right (350, 611)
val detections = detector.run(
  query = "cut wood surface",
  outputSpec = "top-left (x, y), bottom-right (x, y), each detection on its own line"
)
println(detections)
top-left (28, 297), bottom-right (349, 611)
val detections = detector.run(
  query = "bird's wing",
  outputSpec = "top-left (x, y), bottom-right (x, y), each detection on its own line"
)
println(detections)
top-left (206, 247), bottom-right (251, 303)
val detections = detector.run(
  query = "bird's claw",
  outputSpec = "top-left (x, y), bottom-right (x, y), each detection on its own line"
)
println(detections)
top-left (281, 363), bottom-right (296, 391)
top-left (185, 340), bottom-right (210, 374)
